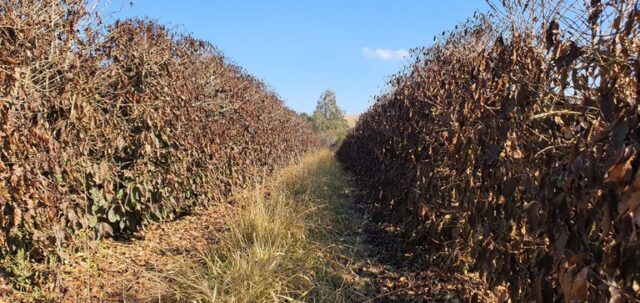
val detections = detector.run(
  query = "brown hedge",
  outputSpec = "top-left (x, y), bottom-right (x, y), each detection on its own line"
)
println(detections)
top-left (338, 1), bottom-right (639, 301)
top-left (0, 0), bottom-right (316, 260)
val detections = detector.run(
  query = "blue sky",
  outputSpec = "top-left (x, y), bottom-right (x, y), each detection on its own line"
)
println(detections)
top-left (105, 1), bottom-right (489, 115)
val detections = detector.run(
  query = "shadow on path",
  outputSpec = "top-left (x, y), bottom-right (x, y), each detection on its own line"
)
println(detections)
top-left (346, 191), bottom-right (492, 303)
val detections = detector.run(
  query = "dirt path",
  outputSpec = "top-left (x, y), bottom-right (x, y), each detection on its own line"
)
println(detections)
top-left (46, 151), bottom-right (492, 302)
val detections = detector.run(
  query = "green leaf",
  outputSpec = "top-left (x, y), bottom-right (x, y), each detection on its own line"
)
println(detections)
top-left (88, 215), bottom-right (98, 228)
top-left (117, 188), bottom-right (125, 200)
top-left (126, 188), bottom-right (139, 211)
top-left (105, 191), bottom-right (114, 203)
top-left (132, 186), bottom-right (141, 203)
top-left (107, 208), bottom-right (118, 223)
top-left (90, 187), bottom-right (104, 206)
top-left (91, 202), bottom-right (100, 213)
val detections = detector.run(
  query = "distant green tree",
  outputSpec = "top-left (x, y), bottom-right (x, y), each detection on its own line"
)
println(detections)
top-left (311, 90), bottom-right (348, 131)
top-left (299, 112), bottom-right (313, 123)
top-left (310, 90), bottom-right (349, 146)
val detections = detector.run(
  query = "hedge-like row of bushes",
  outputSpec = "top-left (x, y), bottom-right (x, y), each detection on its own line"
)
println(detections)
top-left (0, 0), bottom-right (316, 260)
top-left (338, 1), bottom-right (639, 301)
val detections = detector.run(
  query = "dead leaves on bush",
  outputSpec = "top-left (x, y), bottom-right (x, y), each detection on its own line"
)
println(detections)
top-left (0, 0), bottom-right (316, 271)
top-left (338, 0), bottom-right (640, 301)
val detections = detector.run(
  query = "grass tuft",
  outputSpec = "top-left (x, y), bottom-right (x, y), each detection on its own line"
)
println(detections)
top-left (149, 149), bottom-right (366, 302)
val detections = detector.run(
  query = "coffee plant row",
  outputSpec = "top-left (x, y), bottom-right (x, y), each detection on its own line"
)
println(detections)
top-left (338, 1), bottom-right (639, 301)
top-left (0, 0), bottom-right (317, 261)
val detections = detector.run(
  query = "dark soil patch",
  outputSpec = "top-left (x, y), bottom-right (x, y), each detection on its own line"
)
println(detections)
top-left (351, 199), bottom-right (494, 303)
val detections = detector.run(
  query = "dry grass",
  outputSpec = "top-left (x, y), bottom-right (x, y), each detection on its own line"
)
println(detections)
top-left (145, 149), bottom-right (368, 303)
top-left (57, 206), bottom-right (233, 302)
top-left (344, 115), bottom-right (360, 128)
top-left (6, 149), bottom-right (367, 302)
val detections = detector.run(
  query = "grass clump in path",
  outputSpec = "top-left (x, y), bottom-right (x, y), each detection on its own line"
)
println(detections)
top-left (153, 149), bottom-right (366, 302)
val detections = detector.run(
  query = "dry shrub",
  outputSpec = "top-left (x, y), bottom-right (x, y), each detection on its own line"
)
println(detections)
top-left (338, 0), bottom-right (639, 301)
top-left (0, 0), bottom-right (316, 266)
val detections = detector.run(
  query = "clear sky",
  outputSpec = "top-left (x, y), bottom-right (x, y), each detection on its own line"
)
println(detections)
top-left (104, 1), bottom-right (490, 115)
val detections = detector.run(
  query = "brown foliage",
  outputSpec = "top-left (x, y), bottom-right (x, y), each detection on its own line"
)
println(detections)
top-left (0, 0), bottom-right (316, 261)
top-left (338, 0), bottom-right (640, 301)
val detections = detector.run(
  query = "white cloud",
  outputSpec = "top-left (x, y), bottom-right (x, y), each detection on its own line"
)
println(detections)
top-left (362, 47), bottom-right (409, 60)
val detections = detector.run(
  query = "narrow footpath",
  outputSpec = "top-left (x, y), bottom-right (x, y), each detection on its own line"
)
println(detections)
top-left (56, 150), bottom-right (491, 302)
